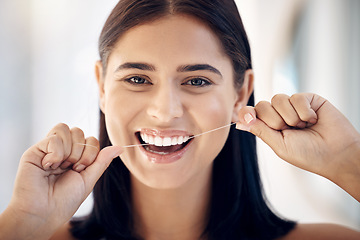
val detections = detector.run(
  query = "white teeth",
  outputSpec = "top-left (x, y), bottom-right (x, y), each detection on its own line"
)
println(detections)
top-left (140, 133), bottom-right (191, 146)
top-left (171, 137), bottom-right (178, 145)
top-left (177, 136), bottom-right (184, 145)
top-left (154, 136), bottom-right (163, 146)
top-left (163, 137), bottom-right (172, 146)
top-left (148, 135), bottom-right (155, 145)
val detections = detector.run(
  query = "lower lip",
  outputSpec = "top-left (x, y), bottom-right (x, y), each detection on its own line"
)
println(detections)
top-left (138, 139), bottom-right (193, 164)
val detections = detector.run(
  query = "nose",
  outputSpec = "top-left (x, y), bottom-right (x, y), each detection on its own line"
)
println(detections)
top-left (147, 84), bottom-right (183, 123)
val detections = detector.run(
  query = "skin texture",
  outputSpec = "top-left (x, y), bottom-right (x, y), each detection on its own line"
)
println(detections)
top-left (236, 93), bottom-right (360, 202)
top-left (97, 14), bottom-right (251, 190)
top-left (0, 124), bottom-right (123, 240)
top-left (96, 14), bottom-right (252, 239)
top-left (1, 14), bottom-right (360, 240)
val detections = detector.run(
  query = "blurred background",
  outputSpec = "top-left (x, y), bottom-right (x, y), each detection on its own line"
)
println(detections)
top-left (0, 0), bottom-right (359, 231)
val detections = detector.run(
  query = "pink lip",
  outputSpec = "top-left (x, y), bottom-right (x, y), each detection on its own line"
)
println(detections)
top-left (136, 129), bottom-right (193, 164)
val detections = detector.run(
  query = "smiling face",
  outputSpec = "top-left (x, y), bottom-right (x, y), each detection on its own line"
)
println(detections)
top-left (97, 14), bottom-right (253, 189)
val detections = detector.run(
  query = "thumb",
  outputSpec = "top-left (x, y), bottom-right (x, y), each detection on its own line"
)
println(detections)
top-left (80, 145), bottom-right (123, 195)
top-left (236, 106), bottom-right (284, 152)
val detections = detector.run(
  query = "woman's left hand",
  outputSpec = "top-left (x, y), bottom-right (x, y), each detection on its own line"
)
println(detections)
top-left (236, 93), bottom-right (360, 202)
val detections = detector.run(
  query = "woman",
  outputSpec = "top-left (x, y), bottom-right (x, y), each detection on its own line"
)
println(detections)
top-left (1, 0), bottom-right (359, 239)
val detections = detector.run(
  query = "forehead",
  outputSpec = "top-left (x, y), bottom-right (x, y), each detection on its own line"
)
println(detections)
top-left (108, 14), bottom-right (231, 70)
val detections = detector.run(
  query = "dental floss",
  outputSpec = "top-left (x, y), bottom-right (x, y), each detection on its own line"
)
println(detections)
top-left (76, 122), bottom-right (237, 149)
top-left (189, 122), bottom-right (236, 139)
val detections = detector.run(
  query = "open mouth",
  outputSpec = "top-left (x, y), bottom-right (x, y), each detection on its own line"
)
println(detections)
top-left (135, 131), bottom-right (193, 155)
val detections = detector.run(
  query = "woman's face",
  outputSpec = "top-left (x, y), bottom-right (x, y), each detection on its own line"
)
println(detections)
top-left (97, 14), bottom-right (252, 189)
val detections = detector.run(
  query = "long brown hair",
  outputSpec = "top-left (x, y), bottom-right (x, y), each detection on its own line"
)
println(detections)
top-left (71, 1), bottom-right (295, 239)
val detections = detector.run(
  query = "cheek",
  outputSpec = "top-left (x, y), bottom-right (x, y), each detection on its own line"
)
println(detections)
top-left (187, 90), bottom-right (235, 162)
top-left (104, 90), bottom-right (147, 145)
top-left (188, 90), bottom-right (235, 128)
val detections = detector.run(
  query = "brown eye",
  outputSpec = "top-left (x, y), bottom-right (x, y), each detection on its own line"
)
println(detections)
top-left (183, 78), bottom-right (211, 87)
top-left (125, 76), bottom-right (151, 85)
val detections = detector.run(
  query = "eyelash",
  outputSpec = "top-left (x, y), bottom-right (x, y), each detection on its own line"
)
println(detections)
top-left (122, 76), bottom-right (212, 87)
top-left (182, 78), bottom-right (212, 87)
top-left (123, 76), bottom-right (152, 85)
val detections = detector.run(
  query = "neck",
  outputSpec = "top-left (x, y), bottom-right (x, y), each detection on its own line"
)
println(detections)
top-left (131, 165), bottom-right (212, 240)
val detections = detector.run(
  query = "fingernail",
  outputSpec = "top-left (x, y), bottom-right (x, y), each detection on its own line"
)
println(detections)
top-left (296, 122), bottom-right (306, 128)
top-left (74, 164), bottom-right (86, 172)
top-left (309, 118), bottom-right (317, 124)
top-left (51, 162), bottom-right (61, 170)
top-left (236, 123), bottom-right (251, 132)
top-left (60, 161), bottom-right (72, 169)
top-left (244, 113), bottom-right (254, 124)
top-left (44, 162), bottom-right (52, 170)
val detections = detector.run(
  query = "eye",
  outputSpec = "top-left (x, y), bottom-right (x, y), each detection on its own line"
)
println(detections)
top-left (183, 78), bottom-right (211, 87)
top-left (125, 76), bottom-right (151, 85)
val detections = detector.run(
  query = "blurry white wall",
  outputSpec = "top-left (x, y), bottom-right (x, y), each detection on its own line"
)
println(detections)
top-left (237, 0), bottom-right (360, 230)
top-left (0, 0), bottom-right (119, 216)
top-left (0, 0), bottom-right (359, 230)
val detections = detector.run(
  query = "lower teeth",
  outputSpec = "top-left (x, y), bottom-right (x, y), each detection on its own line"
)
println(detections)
top-left (145, 146), bottom-right (171, 155)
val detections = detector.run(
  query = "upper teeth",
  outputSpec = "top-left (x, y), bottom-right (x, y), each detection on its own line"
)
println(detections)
top-left (140, 133), bottom-right (190, 147)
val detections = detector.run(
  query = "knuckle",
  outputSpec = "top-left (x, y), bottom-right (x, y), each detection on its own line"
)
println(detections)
top-left (289, 94), bottom-right (304, 105)
top-left (71, 127), bottom-right (85, 136)
top-left (255, 101), bottom-right (270, 110)
top-left (55, 123), bottom-right (70, 132)
top-left (48, 123), bottom-right (71, 137)
top-left (271, 94), bottom-right (289, 106)
top-left (86, 137), bottom-right (100, 148)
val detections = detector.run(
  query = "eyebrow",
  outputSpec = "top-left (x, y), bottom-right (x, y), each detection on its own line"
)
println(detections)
top-left (177, 64), bottom-right (222, 77)
top-left (115, 62), bottom-right (222, 77)
top-left (115, 62), bottom-right (156, 72)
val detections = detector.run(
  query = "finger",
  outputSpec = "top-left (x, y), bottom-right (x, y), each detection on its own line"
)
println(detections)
top-left (73, 137), bottom-right (100, 172)
top-left (61, 127), bottom-right (85, 169)
top-left (46, 123), bottom-right (72, 160)
top-left (236, 108), bottom-right (285, 154)
top-left (80, 146), bottom-right (123, 195)
top-left (40, 135), bottom-right (65, 170)
top-left (255, 101), bottom-right (287, 130)
top-left (271, 94), bottom-right (304, 128)
top-left (308, 94), bottom-right (327, 112)
top-left (236, 106), bottom-right (256, 131)
top-left (289, 93), bottom-right (318, 126)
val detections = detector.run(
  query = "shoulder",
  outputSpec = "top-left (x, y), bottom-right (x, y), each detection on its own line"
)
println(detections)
top-left (49, 222), bottom-right (76, 240)
top-left (277, 223), bottom-right (360, 240)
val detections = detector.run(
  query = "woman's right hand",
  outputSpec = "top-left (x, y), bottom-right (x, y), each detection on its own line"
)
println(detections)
top-left (0, 123), bottom-right (123, 240)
